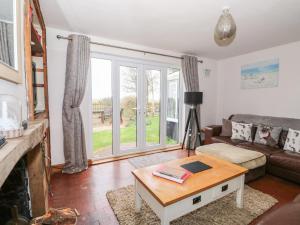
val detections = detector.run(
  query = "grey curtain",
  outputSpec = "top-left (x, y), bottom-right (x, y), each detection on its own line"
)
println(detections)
top-left (62, 34), bottom-right (90, 174)
top-left (0, 21), bottom-right (14, 67)
top-left (181, 55), bottom-right (201, 149)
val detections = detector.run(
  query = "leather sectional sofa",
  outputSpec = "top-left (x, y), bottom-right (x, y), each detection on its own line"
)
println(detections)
top-left (204, 114), bottom-right (300, 184)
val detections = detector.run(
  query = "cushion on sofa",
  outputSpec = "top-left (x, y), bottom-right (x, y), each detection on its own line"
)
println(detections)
top-left (211, 136), bottom-right (246, 145)
top-left (231, 122), bottom-right (253, 142)
top-left (254, 125), bottom-right (282, 147)
top-left (284, 128), bottom-right (300, 153)
top-left (220, 118), bottom-right (232, 137)
top-left (278, 129), bottom-right (288, 148)
top-left (269, 151), bottom-right (300, 173)
top-left (196, 143), bottom-right (266, 170)
top-left (236, 142), bottom-right (283, 157)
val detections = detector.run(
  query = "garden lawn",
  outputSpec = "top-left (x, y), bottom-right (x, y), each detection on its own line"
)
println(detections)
top-left (93, 116), bottom-right (176, 152)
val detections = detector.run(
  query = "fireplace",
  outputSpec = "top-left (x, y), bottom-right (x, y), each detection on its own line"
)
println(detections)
top-left (0, 119), bottom-right (49, 221)
top-left (0, 157), bottom-right (31, 225)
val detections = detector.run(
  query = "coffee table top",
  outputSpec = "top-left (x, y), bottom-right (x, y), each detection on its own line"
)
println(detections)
top-left (132, 154), bottom-right (248, 206)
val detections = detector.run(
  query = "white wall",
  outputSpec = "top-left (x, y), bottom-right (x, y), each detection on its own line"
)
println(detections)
top-left (0, 80), bottom-right (27, 118)
top-left (46, 27), bottom-right (218, 165)
top-left (216, 41), bottom-right (300, 123)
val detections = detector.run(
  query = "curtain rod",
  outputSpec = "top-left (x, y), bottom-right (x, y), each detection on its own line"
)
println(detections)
top-left (56, 35), bottom-right (203, 63)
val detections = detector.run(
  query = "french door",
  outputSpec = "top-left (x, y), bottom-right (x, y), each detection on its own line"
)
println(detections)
top-left (91, 54), bottom-right (181, 158)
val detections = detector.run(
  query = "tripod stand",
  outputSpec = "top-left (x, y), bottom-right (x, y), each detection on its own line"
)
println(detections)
top-left (181, 105), bottom-right (202, 156)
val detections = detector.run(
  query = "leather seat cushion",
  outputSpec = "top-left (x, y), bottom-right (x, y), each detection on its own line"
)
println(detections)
top-left (196, 143), bottom-right (266, 170)
top-left (236, 142), bottom-right (283, 157)
top-left (211, 136), bottom-right (246, 146)
top-left (269, 151), bottom-right (300, 173)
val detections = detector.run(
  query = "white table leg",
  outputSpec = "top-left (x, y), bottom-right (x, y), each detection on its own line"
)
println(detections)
top-left (161, 217), bottom-right (170, 225)
top-left (236, 174), bottom-right (245, 208)
top-left (135, 180), bottom-right (142, 212)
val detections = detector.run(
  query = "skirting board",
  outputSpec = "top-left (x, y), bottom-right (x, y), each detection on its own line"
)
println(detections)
top-left (51, 145), bottom-right (183, 174)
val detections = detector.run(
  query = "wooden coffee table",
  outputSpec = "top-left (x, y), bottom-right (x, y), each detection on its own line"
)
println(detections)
top-left (132, 154), bottom-right (248, 225)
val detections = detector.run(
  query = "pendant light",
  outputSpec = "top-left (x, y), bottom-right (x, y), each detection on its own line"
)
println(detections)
top-left (214, 7), bottom-right (236, 46)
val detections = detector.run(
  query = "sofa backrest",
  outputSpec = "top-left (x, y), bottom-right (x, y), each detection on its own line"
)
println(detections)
top-left (230, 114), bottom-right (300, 131)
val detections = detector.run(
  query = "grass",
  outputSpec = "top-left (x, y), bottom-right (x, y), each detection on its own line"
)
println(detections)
top-left (93, 116), bottom-right (177, 152)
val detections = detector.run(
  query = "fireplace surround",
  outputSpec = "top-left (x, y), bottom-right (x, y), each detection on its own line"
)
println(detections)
top-left (0, 119), bottom-right (49, 221)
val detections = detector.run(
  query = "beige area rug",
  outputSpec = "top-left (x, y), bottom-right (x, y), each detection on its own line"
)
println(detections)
top-left (107, 185), bottom-right (278, 225)
top-left (128, 152), bottom-right (178, 169)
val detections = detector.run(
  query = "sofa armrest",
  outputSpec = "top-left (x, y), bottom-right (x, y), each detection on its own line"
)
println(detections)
top-left (204, 125), bottom-right (222, 145)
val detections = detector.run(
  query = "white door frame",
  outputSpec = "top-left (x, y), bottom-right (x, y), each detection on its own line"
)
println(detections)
top-left (115, 60), bottom-right (142, 155)
top-left (142, 64), bottom-right (167, 151)
top-left (91, 52), bottom-right (182, 157)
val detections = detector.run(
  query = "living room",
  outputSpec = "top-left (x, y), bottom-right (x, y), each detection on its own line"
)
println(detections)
top-left (0, 0), bottom-right (299, 224)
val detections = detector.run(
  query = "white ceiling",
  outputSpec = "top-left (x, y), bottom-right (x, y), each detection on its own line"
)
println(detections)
top-left (40, 0), bottom-right (300, 59)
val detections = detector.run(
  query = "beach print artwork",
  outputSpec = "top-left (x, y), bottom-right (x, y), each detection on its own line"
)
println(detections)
top-left (241, 59), bottom-right (279, 89)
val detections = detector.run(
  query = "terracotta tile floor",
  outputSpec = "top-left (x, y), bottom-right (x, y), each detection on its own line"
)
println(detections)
top-left (49, 150), bottom-right (300, 225)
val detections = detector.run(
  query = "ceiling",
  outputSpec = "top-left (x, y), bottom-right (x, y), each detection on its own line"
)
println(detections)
top-left (40, 0), bottom-right (300, 59)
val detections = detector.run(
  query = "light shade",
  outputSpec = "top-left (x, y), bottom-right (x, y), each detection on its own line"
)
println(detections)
top-left (184, 92), bottom-right (203, 105)
top-left (214, 7), bottom-right (236, 46)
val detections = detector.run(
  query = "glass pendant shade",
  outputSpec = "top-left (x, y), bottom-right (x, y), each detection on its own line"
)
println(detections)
top-left (214, 7), bottom-right (236, 46)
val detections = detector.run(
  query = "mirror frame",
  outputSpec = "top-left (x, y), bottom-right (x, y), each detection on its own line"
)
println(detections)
top-left (0, 0), bottom-right (23, 84)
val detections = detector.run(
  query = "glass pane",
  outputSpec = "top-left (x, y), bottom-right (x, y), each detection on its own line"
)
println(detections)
top-left (91, 58), bottom-right (113, 158)
top-left (166, 68), bottom-right (180, 144)
top-left (120, 66), bottom-right (137, 150)
top-left (145, 69), bottom-right (161, 145)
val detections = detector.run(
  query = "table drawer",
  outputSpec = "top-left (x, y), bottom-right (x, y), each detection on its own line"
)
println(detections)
top-left (166, 187), bottom-right (214, 221)
top-left (212, 177), bottom-right (240, 200)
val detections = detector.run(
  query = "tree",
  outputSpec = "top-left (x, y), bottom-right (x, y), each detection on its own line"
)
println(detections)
top-left (121, 67), bottom-right (137, 93)
top-left (146, 71), bottom-right (159, 116)
top-left (120, 67), bottom-right (160, 116)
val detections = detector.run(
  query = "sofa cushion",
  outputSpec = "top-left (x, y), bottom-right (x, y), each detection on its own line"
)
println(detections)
top-left (220, 118), bottom-right (232, 137)
top-left (196, 143), bottom-right (266, 170)
top-left (237, 142), bottom-right (283, 157)
top-left (269, 151), bottom-right (300, 173)
top-left (254, 125), bottom-right (282, 148)
top-left (278, 129), bottom-right (288, 148)
top-left (284, 128), bottom-right (300, 153)
top-left (231, 122), bottom-right (253, 142)
top-left (211, 136), bottom-right (245, 145)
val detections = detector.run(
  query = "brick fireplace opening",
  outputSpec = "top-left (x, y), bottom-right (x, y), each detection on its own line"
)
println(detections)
top-left (0, 157), bottom-right (31, 225)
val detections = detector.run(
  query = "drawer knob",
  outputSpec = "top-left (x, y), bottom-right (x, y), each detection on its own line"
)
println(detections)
top-left (222, 184), bottom-right (228, 192)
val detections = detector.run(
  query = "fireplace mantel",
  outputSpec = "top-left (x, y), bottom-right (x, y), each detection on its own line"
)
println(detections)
top-left (0, 119), bottom-right (49, 217)
top-left (0, 119), bottom-right (48, 188)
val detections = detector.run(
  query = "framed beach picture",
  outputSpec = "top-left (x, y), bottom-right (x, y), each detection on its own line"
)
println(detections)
top-left (241, 59), bottom-right (279, 89)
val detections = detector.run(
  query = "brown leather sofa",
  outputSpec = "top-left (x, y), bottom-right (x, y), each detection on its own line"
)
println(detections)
top-left (257, 194), bottom-right (300, 225)
top-left (204, 114), bottom-right (300, 184)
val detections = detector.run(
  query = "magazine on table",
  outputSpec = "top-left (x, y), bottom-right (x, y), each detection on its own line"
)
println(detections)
top-left (152, 165), bottom-right (191, 184)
